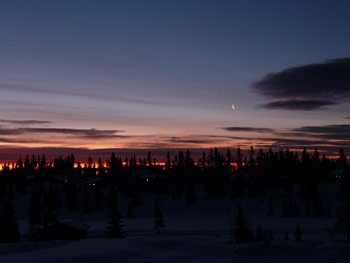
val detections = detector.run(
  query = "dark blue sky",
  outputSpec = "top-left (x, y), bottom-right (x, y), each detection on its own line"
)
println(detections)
top-left (0, 0), bottom-right (350, 158)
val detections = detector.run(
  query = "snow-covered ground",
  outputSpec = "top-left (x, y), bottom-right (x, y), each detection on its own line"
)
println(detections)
top-left (1, 236), bottom-right (350, 262)
top-left (1, 183), bottom-right (350, 262)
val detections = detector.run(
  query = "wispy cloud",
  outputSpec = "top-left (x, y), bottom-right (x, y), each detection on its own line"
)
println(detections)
top-left (259, 99), bottom-right (336, 111)
top-left (169, 137), bottom-right (220, 145)
top-left (0, 82), bottom-right (177, 108)
top-left (207, 135), bottom-right (255, 140)
top-left (0, 127), bottom-right (124, 139)
top-left (20, 127), bottom-right (123, 137)
top-left (291, 124), bottom-right (350, 140)
top-left (221, 127), bottom-right (274, 133)
top-left (293, 124), bottom-right (350, 134)
top-left (0, 137), bottom-right (54, 144)
top-left (0, 119), bottom-right (51, 125)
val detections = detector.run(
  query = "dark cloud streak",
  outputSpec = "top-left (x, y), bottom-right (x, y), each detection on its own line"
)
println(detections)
top-left (221, 127), bottom-right (274, 133)
top-left (0, 119), bottom-right (51, 125)
top-left (169, 137), bottom-right (220, 144)
top-left (293, 124), bottom-right (350, 134)
top-left (259, 99), bottom-right (336, 110)
top-left (0, 127), bottom-right (124, 138)
top-left (253, 58), bottom-right (350, 110)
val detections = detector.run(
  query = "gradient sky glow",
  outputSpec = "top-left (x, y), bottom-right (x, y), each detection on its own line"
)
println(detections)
top-left (1, 0), bottom-right (350, 161)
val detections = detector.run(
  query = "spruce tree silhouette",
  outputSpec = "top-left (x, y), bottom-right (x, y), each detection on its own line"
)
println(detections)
top-left (336, 203), bottom-right (350, 241)
top-left (153, 195), bottom-right (165, 233)
top-left (94, 185), bottom-right (103, 210)
top-left (236, 147), bottom-right (243, 172)
top-left (28, 187), bottom-right (42, 240)
top-left (84, 188), bottom-right (92, 214)
top-left (248, 146), bottom-right (256, 171)
top-left (87, 156), bottom-right (93, 169)
top-left (186, 182), bottom-right (196, 204)
top-left (256, 224), bottom-right (263, 246)
top-left (42, 186), bottom-right (58, 227)
top-left (127, 201), bottom-right (135, 219)
top-left (284, 232), bottom-right (289, 241)
top-left (267, 193), bottom-right (274, 217)
top-left (64, 180), bottom-right (78, 211)
top-left (0, 199), bottom-right (20, 243)
top-left (338, 148), bottom-right (348, 169)
top-left (294, 225), bottom-right (303, 242)
top-left (234, 204), bottom-right (253, 243)
top-left (106, 185), bottom-right (123, 238)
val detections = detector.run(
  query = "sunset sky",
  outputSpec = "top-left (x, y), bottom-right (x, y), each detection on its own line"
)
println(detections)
top-left (1, 0), bottom-right (350, 161)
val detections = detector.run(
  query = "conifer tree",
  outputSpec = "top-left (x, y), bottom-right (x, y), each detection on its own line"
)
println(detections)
top-left (236, 147), bottom-right (243, 172)
top-left (267, 194), bottom-right (274, 217)
top-left (326, 202), bottom-right (331, 217)
top-left (127, 201), bottom-right (135, 219)
top-left (256, 224), bottom-right (263, 245)
top-left (153, 195), bottom-right (165, 233)
top-left (225, 149), bottom-right (232, 171)
top-left (186, 182), bottom-right (196, 204)
top-left (166, 152), bottom-right (171, 171)
top-left (28, 188), bottom-right (42, 240)
top-left (84, 189), bottom-right (92, 213)
top-left (234, 204), bottom-right (253, 243)
top-left (282, 198), bottom-right (300, 217)
top-left (106, 185), bottom-right (123, 238)
top-left (94, 185), bottom-right (103, 210)
top-left (49, 183), bottom-right (60, 210)
top-left (263, 228), bottom-right (274, 244)
top-left (147, 152), bottom-right (152, 167)
top-left (284, 232), bottom-right (289, 241)
top-left (336, 204), bottom-right (350, 241)
top-left (0, 199), bottom-right (20, 243)
top-left (338, 148), bottom-right (348, 168)
top-left (294, 224), bottom-right (303, 242)
top-left (42, 187), bottom-right (58, 227)
top-left (248, 146), bottom-right (255, 171)
top-left (87, 156), bottom-right (93, 169)
top-left (312, 197), bottom-right (324, 217)
top-left (41, 153), bottom-right (47, 169)
top-left (64, 181), bottom-right (78, 211)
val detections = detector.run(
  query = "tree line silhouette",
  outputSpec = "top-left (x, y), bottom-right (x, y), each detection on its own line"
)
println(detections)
top-left (0, 147), bottom-right (349, 243)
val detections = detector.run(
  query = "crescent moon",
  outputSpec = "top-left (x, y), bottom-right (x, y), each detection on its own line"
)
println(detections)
top-left (232, 104), bottom-right (236, 110)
